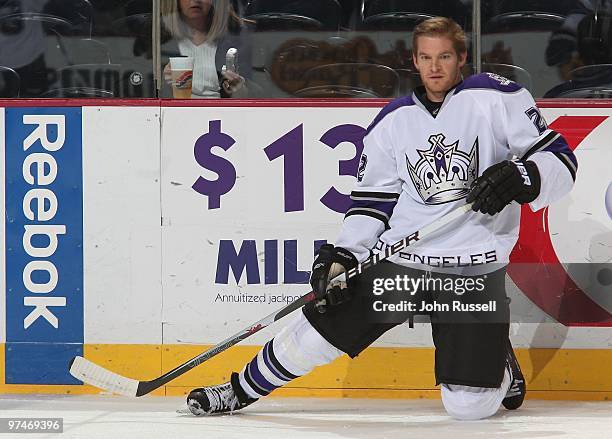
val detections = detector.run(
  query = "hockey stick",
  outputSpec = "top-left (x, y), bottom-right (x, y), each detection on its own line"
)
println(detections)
top-left (69, 203), bottom-right (472, 396)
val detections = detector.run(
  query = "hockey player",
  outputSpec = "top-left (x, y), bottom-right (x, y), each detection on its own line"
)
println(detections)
top-left (186, 17), bottom-right (577, 420)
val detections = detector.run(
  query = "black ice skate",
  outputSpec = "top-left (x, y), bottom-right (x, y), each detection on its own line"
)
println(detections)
top-left (186, 372), bottom-right (257, 415)
top-left (502, 339), bottom-right (526, 410)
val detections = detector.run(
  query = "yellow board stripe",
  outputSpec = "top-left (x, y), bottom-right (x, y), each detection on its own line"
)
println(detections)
top-left (2, 344), bottom-right (612, 400)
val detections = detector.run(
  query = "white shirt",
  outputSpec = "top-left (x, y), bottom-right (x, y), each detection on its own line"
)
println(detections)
top-left (178, 38), bottom-right (220, 98)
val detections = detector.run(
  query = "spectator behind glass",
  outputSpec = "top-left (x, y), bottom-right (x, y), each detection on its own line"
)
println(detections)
top-left (0, 0), bottom-right (51, 97)
top-left (544, 1), bottom-right (612, 96)
top-left (545, 1), bottom-right (612, 78)
top-left (161, 0), bottom-right (252, 98)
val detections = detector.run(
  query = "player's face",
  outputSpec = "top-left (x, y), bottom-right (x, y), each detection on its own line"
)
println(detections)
top-left (413, 35), bottom-right (467, 101)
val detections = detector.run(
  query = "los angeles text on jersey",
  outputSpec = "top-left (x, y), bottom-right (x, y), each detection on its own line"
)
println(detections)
top-left (397, 250), bottom-right (497, 267)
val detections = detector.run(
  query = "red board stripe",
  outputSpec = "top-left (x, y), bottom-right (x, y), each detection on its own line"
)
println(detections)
top-left (509, 115), bottom-right (612, 326)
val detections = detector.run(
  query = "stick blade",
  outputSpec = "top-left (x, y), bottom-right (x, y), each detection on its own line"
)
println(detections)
top-left (69, 356), bottom-right (139, 397)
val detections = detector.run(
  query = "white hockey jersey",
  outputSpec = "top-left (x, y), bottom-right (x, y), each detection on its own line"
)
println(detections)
top-left (335, 72), bottom-right (578, 274)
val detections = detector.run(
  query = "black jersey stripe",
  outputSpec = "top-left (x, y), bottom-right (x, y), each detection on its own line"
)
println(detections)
top-left (344, 208), bottom-right (390, 229)
top-left (553, 151), bottom-right (577, 181)
top-left (350, 191), bottom-right (400, 200)
top-left (522, 131), bottom-right (559, 159)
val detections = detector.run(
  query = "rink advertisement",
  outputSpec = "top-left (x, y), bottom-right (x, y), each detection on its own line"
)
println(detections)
top-left (160, 104), bottom-right (612, 345)
top-left (1, 104), bottom-right (162, 392)
top-left (158, 102), bottom-right (612, 399)
top-left (160, 107), bottom-right (374, 344)
top-left (0, 99), bottom-right (611, 398)
top-left (3, 107), bottom-right (84, 384)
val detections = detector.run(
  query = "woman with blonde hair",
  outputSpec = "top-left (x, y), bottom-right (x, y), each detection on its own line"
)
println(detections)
top-left (161, 0), bottom-right (252, 98)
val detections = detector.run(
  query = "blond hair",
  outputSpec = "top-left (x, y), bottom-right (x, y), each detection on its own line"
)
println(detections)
top-left (412, 17), bottom-right (467, 56)
top-left (161, 0), bottom-right (232, 42)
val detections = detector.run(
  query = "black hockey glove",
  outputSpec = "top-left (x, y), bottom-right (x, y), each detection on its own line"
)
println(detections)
top-left (466, 159), bottom-right (541, 216)
top-left (310, 244), bottom-right (358, 310)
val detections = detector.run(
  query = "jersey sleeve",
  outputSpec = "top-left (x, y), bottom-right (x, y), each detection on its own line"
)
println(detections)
top-left (334, 115), bottom-right (402, 261)
top-left (499, 87), bottom-right (578, 211)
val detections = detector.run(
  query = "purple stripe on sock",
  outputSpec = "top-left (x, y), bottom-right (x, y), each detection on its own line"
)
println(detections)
top-left (248, 358), bottom-right (277, 393)
top-left (263, 341), bottom-right (292, 382)
top-left (267, 340), bottom-right (300, 379)
top-left (241, 368), bottom-right (269, 397)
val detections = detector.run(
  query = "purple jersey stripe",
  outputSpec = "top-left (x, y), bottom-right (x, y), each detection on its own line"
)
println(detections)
top-left (366, 95), bottom-right (415, 135)
top-left (455, 72), bottom-right (523, 94)
top-left (455, 73), bottom-right (523, 94)
top-left (542, 137), bottom-right (578, 168)
top-left (347, 199), bottom-right (397, 217)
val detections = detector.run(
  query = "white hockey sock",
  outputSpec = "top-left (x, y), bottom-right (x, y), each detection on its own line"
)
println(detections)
top-left (441, 367), bottom-right (511, 420)
top-left (239, 310), bottom-right (343, 399)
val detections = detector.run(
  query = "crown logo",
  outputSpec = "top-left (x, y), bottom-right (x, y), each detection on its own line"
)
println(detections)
top-left (407, 134), bottom-right (479, 204)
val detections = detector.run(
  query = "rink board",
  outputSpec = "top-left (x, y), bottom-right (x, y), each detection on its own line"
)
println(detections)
top-left (1, 99), bottom-right (611, 397)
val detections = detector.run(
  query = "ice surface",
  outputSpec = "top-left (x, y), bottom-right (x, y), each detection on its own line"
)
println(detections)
top-left (1, 395), bottom-right (611, 439)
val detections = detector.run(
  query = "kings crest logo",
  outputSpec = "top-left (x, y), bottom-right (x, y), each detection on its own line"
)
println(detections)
top-left (407, 133), bottom-right (479, 204)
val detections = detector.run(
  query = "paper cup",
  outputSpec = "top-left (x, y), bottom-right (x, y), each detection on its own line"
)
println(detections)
top-left (169, 57), bottom-right (194, 98)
